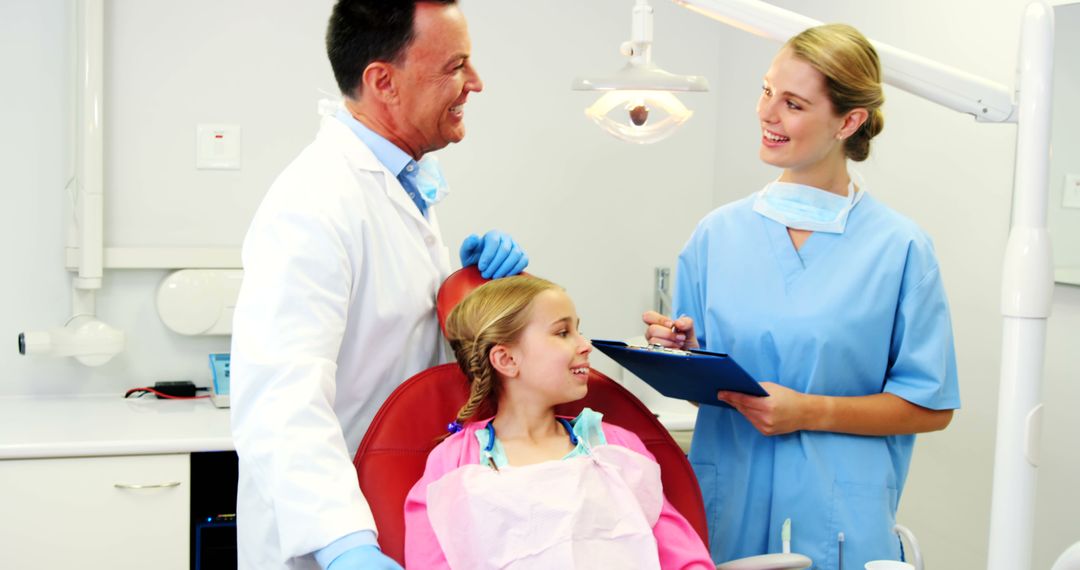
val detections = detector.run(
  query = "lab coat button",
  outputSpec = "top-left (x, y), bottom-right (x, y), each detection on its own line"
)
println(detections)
top-left (425, 236), bottom-right (436, 246)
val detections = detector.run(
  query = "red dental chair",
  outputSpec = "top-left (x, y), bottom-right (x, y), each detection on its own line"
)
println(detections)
top-left (352, 267), bottom-right (709, 565)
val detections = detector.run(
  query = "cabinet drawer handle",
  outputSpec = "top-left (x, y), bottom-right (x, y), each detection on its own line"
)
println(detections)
top-left (113, 481), bottom-right (182, 489)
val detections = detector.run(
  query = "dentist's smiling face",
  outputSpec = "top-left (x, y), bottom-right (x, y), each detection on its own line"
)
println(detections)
top-left (756, 48), bottom-right (847, 176)
top-left (391, 2), bottom-right (483, 159)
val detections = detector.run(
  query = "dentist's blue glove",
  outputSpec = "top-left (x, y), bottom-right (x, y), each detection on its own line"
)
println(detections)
top-left (317, 531), bottom-right (401, 570)
top-left (459, 230), bottom-right (529, 279)
top-left (325, 545), bottom-right (402, 570)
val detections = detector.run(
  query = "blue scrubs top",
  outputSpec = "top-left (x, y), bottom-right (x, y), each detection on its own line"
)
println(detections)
top-left (675, 189), bottom-right (960, 569)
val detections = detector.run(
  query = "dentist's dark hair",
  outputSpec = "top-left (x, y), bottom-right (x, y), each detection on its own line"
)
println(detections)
top-left (326, 0), bottom-right (457, 99)
top-left (444, 275), bottom-right (560, 426)
top-left (786, 23), bottom-right (885, 162)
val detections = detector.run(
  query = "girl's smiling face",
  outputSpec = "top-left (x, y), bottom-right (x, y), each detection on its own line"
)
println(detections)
top-left (506, 289), bottom-right (593, 408)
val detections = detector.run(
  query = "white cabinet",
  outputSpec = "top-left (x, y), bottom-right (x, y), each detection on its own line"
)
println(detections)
top-left (0, 453), bottom-right (190, 569)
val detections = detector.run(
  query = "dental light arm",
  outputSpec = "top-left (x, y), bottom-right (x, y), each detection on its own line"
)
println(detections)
top-left (874, 42), bottom-right (1015, 122)
top-left (672, 0), bottom-right (1017, 122)
top-left (672, 0), bottom-right (817, 41)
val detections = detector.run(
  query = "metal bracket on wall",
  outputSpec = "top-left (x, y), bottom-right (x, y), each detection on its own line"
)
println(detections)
top-left (655, 267), bottom-right (672, 316)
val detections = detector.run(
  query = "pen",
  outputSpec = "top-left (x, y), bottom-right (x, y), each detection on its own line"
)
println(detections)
top-left (670, 314), bottom-right (687, 335)
top-left (838, 531), bottom-right (844, 570)
top-left (782, 518), bottom-right (791, 554)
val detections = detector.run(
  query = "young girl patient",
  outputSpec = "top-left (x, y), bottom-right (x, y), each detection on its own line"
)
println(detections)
top-left (404, 275), bottom-right (714, 569)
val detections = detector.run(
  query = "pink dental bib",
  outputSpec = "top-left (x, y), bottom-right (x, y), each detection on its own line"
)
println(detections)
top-left (426, 444), bottom-right (664, 569)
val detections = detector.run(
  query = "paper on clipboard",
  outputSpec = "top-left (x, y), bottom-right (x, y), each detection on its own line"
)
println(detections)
top-left (592, 339), bottom-right (767, 407)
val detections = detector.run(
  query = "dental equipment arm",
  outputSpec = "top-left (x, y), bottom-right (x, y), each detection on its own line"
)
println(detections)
top-left (17, 0), bottom-right (123, 367)
top-left (672, 0), bottom-right (1016, 122)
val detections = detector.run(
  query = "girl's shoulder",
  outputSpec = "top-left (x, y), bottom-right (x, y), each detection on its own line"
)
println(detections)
top-left (425, 419), bottom-right (489, 471)
top-left (598, 421), bottom-right (651, 455)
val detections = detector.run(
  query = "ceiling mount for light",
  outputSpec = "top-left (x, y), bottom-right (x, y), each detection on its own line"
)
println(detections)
top-left (572, 0), bottom-right (709, 144)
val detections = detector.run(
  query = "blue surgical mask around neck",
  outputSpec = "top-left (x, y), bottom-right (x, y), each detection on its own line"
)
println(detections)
top-left (413, 154), bottom-right (450, 206)
top-left (752, 172), bottom-right (865, 234)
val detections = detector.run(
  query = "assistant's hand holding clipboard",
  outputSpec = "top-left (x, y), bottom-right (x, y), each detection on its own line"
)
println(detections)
top-left (718, 381), bottom-right (814, 436)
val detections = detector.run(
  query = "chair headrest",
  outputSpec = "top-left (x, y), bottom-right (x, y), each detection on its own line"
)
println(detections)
top-left (436, 266), bottom-right (492, 336)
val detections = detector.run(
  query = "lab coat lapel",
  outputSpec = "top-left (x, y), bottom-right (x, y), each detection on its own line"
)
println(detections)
top-left (378, 176), bottom-right (452, 275)
top-left (320, 117), bottom-right (451, 275)
top-left (321, 117), bottom-right (430, 227)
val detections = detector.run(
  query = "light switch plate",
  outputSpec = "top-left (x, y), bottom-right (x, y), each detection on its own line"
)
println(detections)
top-left (196, 124), bottom-right (241, 170)
top-left (1064, 173), bottom-right (1080, 209)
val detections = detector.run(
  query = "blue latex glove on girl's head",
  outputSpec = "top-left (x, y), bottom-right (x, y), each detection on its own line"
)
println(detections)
top-left (326, 544), bottom-right (402, 570)
top-left (459, 230), bottom-right (529, 279)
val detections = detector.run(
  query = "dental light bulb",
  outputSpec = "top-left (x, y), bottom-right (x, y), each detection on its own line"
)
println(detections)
top-left (584, 90), bottom-right (693, 144)
top-left (571, 0), bottom-right (708, 144)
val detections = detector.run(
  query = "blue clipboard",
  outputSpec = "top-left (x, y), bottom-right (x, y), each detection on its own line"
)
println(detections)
top-left (592, 339), bottom-right (767, 407)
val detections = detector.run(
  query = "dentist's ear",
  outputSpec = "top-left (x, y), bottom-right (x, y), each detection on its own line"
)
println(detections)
top-left (361, 62), bottom-right (398, 104)
top-left (489, 344), bottom-right (519, 378)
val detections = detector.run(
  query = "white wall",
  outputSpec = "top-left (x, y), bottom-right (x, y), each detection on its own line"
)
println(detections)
top-left (104, 0), bottom-right (336, 248)
top-left (2, 0), bottom-right (1078, 568)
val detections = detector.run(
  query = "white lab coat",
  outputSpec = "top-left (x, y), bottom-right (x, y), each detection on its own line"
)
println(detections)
top-left (230, 115), bottom-right (452, 569)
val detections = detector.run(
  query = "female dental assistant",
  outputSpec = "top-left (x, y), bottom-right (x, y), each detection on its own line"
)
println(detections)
top-left (644, 24), bottom-right (960, 569)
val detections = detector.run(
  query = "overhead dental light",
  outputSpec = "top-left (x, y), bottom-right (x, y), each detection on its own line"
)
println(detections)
top-left (571, 0), bottom-right (709, 144)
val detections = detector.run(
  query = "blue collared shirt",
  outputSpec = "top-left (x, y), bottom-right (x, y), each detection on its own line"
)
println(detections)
top-left (335, 107), bottom-right (428, 216)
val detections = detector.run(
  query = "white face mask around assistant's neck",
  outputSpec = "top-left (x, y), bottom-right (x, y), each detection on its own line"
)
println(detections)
top-left (752, 170), bottom-right (865, 234)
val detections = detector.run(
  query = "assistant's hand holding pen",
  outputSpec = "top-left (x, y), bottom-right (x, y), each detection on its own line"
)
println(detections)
top-left (642, 311), bottom-right (699, 349)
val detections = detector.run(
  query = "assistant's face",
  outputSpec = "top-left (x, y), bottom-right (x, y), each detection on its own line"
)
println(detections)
top-left (755, 48), bottom-right (846, 175)
top-left (391, 3), bottom-right (483, 157)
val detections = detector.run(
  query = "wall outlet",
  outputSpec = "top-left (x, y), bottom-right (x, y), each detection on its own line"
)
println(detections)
top-left (1064, 173), bottom-right (1080, 209)
top-left (196, 124), bottom-right (241, 170)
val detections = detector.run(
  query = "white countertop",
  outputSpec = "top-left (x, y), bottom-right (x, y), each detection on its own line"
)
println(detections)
top-left (0, 394), bottom-right (233, 460)
top-left (656, 411), bottom-right (696, 432)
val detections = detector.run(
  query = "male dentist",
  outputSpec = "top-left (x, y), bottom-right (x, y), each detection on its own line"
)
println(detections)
top-left (230, 1), bottom-right (527, 569)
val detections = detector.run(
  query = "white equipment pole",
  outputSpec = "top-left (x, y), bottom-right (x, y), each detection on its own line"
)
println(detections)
top-left (989, 3), bottom-right (1055, 569)
top-left (73, 0), bottom-right (104, 293)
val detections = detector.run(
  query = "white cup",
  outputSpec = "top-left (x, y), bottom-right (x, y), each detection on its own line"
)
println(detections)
top-left (864, 562), bottom-right (914, 570)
